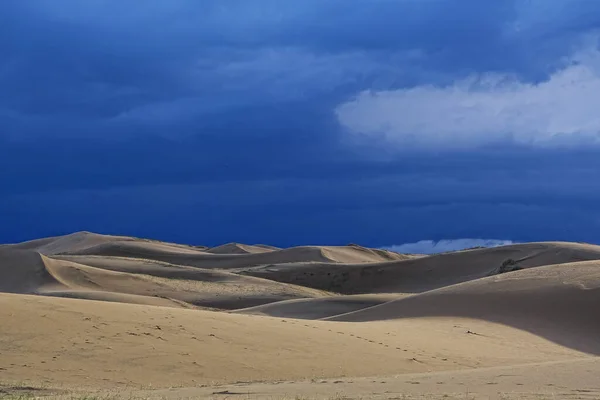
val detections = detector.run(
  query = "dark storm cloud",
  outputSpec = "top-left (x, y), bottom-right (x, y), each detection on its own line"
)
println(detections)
top-left (2, 0), bottom-right (598, 132)
top-left (3, 164), bottom-right (600, 246)
top-left (1, 1), bottom-right (600, 245)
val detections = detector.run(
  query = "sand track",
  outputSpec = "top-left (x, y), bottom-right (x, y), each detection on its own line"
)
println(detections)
top-left (41, 255), bottom-right (331, 309)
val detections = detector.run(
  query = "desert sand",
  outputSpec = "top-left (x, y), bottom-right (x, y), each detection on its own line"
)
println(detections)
top-left (1, 231), bottom-right (599, 399)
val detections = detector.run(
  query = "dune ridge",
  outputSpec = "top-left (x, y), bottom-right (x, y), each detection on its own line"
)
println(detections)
top-left (206, 242), bottom-right (277, 254)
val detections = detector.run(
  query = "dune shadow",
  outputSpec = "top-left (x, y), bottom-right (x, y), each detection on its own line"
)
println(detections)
top-left (330, 282), bottom-right (600, 356)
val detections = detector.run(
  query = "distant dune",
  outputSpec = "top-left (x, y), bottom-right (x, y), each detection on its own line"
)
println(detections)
top-left (240, 241), bottom-right (600, 293)
top-left (1, 232), bottom-right (600, 399)
top-left (206, 242), bottom-right (277, 254)
top-left (6, 231), bottom-right (139, 254)
top-left (25, 232), bottom-right (409, 270)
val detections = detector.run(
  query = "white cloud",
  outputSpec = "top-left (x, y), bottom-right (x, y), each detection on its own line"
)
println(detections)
top-left (383, 239), bottom-right (514, 255)
top-left (336, 45), bottom-right (600, 149)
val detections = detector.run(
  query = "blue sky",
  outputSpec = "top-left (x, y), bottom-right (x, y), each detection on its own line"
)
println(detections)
top-left (2, 1), bottom-right (600, 249)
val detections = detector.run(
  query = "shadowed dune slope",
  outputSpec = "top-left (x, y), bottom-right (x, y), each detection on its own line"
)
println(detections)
top-left (0, 249), bottom-right (64, 293)
top-left (241, 242), bottom-right (600, 293)
top-left (328, 261), bottom-right (600, 355)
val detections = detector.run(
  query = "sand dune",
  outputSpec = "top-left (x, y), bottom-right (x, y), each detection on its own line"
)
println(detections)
top-left (0, 293), bottom-right (589, 390)
top-left (0, 248), bottom-right (62, 293)
top-left (44, 255), bottom-right (329, 309)
top-left (0, 248), bottom-right (187, 308)
top-left (6, 231), bottom-right (137, 254)
top-left (7, 231), bottom-right (210, 257)
top-left (242, 241), bottom-right (600, 293)
top-left (2, 232), bottom-right (600, 398)
top-left (7, 231), bottom-right (410, 268)
top-left (0, 249), bottom-right (330, 309)
top-left (328, 261), bottom-right (600, 354)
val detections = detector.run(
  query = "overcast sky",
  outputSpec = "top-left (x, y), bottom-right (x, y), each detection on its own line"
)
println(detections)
top-left (2, 1), bottom-right (600, 249)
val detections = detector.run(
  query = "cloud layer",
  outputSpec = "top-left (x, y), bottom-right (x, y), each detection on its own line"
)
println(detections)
top-left (336, 44), bottom-right (600, 149)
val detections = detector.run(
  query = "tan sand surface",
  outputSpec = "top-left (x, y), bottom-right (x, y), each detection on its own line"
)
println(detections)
top-left (1, 233), bottom-right (599, 399)
top-left (0, 293), bottom-right (589, 389)
top-left (135, 357), bottom-right (600, 399)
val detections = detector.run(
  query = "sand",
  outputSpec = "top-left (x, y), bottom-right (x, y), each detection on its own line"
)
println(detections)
top-left (239, 241), bottom-right (600, 293)
top-left (1, 232), bottom-right (600, 399)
